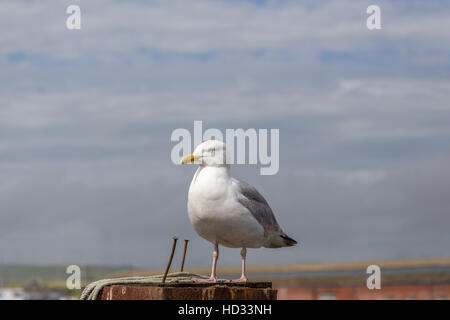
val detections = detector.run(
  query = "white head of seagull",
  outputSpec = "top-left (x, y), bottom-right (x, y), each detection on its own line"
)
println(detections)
top-left (180, 139), bottom-right (297, 283)
top-left (181, 140), bottom-right (228, 167)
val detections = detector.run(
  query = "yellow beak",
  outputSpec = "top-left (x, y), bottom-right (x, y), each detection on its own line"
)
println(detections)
top-left (180, 154), bottom-right (198, 164)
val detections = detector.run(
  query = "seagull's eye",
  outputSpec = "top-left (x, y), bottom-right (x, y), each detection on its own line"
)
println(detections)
top-left (209, 148), bottom-right (215, 153)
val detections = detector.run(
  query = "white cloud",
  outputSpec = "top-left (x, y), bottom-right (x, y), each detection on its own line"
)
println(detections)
top-left (1, 0), bottom-right (449, 59)
top-left (0, 0), bottom-right (450, 266)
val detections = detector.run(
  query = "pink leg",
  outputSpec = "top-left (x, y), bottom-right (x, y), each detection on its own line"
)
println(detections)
top-left (192, 242), bottom-right (219, 283)
top-left (232, 247), bottom-right (248, 283)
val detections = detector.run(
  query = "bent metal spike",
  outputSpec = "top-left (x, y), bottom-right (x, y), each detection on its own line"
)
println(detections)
top-left (162, 236), bottom-right (178, 283)
top-left (180, 239), bottom-right (189, 272)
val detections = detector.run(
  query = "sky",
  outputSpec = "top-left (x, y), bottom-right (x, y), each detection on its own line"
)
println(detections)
top-left (0, 0), bottom-right (450, 270)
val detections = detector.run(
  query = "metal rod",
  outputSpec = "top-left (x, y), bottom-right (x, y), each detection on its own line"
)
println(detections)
top-left (180, 239), bottom-right (189, 272)
top-left (162, 236), bottom-right (178, 283)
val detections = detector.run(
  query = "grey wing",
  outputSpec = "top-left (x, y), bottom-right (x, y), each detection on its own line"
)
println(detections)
top-left (233, 178), bottom-right (282, 236)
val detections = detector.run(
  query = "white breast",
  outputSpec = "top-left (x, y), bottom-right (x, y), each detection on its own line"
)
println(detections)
top-left (187, 166), bottom-right (265, 248)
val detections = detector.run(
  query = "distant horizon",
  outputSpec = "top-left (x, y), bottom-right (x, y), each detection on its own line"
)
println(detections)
top-left (2, 256), bottom-right (450, 270)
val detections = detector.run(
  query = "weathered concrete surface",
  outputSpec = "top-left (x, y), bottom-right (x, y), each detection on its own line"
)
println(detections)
top-left (98, 282), bottom-right (277, 300)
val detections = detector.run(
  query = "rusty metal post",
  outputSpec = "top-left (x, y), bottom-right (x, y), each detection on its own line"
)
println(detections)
top-left (180, 239), bottom-right (189, 272)
top-left (162, 236), bottom-right (178, 283)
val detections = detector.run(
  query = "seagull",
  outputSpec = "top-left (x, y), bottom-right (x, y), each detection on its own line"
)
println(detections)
top-left (181, 140), bottom-right (297, 282)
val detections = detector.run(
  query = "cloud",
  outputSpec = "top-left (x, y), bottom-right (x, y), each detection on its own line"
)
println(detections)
top-left (0, 0), bottom-right (449, 267)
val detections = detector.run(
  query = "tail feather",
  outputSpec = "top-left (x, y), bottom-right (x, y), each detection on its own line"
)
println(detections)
top-left (280, 234), bottom-right (298, 247)
top-left (264, 233), bottom-right (298, 248)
